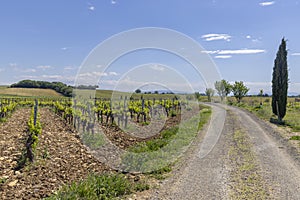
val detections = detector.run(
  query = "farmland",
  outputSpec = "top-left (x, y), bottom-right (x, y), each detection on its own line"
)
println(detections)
top-left (0, 87), bottom-right (62, 97)
top-left (0, 89), bottom-right (210, 199)
top-left (0, 88), bottom-right (300, 199)
top-left (228, 96), bottom-right (300, 140)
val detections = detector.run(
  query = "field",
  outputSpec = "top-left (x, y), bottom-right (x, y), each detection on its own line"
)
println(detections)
top-left (0, 86), bottom-right (62, 97)
top-left (1, 88), bottom-right (300, 199)
top-left (0, 89), bottom-right (209, 199)
top-left (227, 96), bottom-right (300, 152)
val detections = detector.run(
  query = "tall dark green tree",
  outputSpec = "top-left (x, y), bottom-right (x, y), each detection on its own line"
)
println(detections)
top-left (272, 38), bottom-right (288, 122)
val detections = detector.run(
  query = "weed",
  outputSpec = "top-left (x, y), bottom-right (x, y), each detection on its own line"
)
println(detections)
top-left (46, 173), bottom-right (138, 200)
top-left (81, 132), bottom-right (105, 150)
top-left (290, 135), bottom-right (300, 140)
top-left (0, 177), bottom-right (7, 185)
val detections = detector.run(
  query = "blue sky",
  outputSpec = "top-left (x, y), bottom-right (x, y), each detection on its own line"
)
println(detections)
top-left (1, 0), bottom-right (300, 94)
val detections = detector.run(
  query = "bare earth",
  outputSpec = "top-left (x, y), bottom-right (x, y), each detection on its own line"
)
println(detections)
top-left (137, 103), bottom-right (300, 199)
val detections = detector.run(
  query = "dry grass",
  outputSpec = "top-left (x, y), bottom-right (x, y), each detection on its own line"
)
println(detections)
top-left (0, 87), bottom-right (62, 97)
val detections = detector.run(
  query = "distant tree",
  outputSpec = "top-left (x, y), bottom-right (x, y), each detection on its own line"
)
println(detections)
top-left (258, 89), bottom-right (264, 97)
top-left (272, 38), bottom-right (288, 122)
top-left (135, 89), bottom-right (141, 93)
top-left (194, 92), bottom-right (201, 100)
top-left (154, 91), bottom-right (159, 94)
top-left (214, 79), bottom-right (232, 101)
top-left (258, 89), bottom-right (264, 105)
top-left (205, 88), bottom-right (214, 102)
top-left (232, 81), bottom-right (249, 103)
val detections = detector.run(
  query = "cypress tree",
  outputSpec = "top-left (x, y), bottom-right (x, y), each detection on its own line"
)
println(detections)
top-left (272, 38), bottom-right (288, 122)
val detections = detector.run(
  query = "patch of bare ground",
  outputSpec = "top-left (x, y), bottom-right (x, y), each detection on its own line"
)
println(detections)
top-left (0, 108), bottom-right (109, 200)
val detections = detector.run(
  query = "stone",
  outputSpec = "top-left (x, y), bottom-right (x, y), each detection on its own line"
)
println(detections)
top-left (8, 180), bottom-right (18, 187)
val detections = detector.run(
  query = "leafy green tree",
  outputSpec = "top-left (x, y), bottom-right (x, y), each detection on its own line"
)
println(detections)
top-left (214, 79), bottom-right (232, 101)
top-left (205, 88), bottom-right (214, 102)
top-left (272, 38), bottom-right (288, 122)
top-left (135, 89), bottom-right (141, 93)
top-left (232, 81), bottom-right (249, 103)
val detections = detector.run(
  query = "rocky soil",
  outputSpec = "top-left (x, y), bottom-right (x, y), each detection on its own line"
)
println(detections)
top-left (0, 108), bottom-right (109, 199)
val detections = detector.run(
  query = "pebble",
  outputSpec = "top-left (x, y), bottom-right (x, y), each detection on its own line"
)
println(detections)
top-left (8, 180), bottom-right (18, 187)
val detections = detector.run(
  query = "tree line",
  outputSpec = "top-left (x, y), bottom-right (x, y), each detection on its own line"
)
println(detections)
top-left (11, 80), bottom-right (73, 97)
top-left (202, 80), bottom-right (249, 103)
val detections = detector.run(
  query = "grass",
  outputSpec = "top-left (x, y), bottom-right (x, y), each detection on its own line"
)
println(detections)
top-left (229, 129), bottom-right (270, 199)
top-left (46, 173), bottom-right (149, 200)
top-left (0, 177), bottom-right (7, 185)
top-left (228, 96), bottom-right (300, 132)
top-left (81, 132), bottom-right (105, 150)
top-left (121, 105), bottom-right (212, 174)
top-left (290, 135), bottom-right (300, 140)
top-left (0, 87), bottom-right (62, 97)
top-left (74, 89), bottom-right (194, 100)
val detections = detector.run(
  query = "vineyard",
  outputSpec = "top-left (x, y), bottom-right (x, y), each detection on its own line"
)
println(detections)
top-left (0, 93), bottom-right (205, 199)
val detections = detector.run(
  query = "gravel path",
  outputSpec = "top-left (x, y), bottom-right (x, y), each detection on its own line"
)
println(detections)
top-left (231, 106), bottom-right (300, 199)
top-left (146, 103), bottom-right (300, 199)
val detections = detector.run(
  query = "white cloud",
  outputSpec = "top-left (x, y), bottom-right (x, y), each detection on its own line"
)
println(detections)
top-left (215, 55), bottom-right (232, 59)
top-left (259, 1), bottom-right (275, 6)
top-left (201, 50), bottom-right (220, 54)
top-left (24, 68), bottom-right (36, 73)
top-left (246, 35), bottom-right (251, 39)
top-left (111, 0), bottom-right (117, 4)
top-left (201, 33), bottom-right (231, 42)
top-left (218, 49), bottom-right (266, 55)
top-left (9, 63), bottom-right (17, 67)
top-left (150, 65), bottom-right (165, 71)
top-left (41, 75), bottom-right (62, 79)
top-left (202, 49), bottom-right (266, 56)
top-left (88, 6), bottom-right (95, 11)
top-left (109, 72), bottom-right (118, 76)
top-left (291, 53), bottom-right (300, 56)
top-left (37, 65), bottom-right (51, 70)
top-left (61, 47), bottom-right (70, 51)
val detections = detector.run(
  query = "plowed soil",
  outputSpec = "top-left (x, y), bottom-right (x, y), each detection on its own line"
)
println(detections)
top-left (0, 108), bottom-right (109, 199)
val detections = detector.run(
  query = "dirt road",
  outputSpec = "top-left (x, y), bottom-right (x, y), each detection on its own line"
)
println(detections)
top-left (149, 103), bottom-right (300, 199)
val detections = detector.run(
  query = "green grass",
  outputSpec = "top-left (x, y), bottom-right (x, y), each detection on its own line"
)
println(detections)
top-left (121, 105), bottom-right (211, 174)
top-left (290, 135), bottom-right (300, 140)
top-left (74, 89), bottom-right (194, 101)
top-left (229, 97), bottom-right (300, 132)
top-left (46, 173), bottom-right (149, 200)
top-left (81, 132), bottom-right (105, 150)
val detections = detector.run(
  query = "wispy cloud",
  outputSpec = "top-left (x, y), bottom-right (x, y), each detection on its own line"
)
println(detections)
top-left (246, 35), bottom-right (251, 39)
top-left (88, 6), bottom-right (95, 11)
top-left (215, 55), bottom-right (232, 59)
top-left (61, 47), bottom-right (70, 51)
top-left (218, 49), bottom-right (266, 55)
top-left (201, 33), bottom-right (231, 42)
top-left (202, 49), bottom-right (266, 56)
top-left (64, 66), bottom-right (77, 70)
top-left (36, 65), bottom-right (51, 70)
top-left (23, 68), bottom-right (36, 73)
top-left (150, 65), bottom-right (165, 71)
top-left (111, 0), bottom-right (117, 5)
top-left (78, 71), bottom-right (118, 78)
top-left (259, 1), bottom-right (275, 6)
top-left (9, 63), bottom-right (17, 67)
top-left (291, 53), bottom-right (300, 56)
top-left (201, 50), bottom-right (220, 54)
top-left (109, 72), bottom-right (118, 76)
